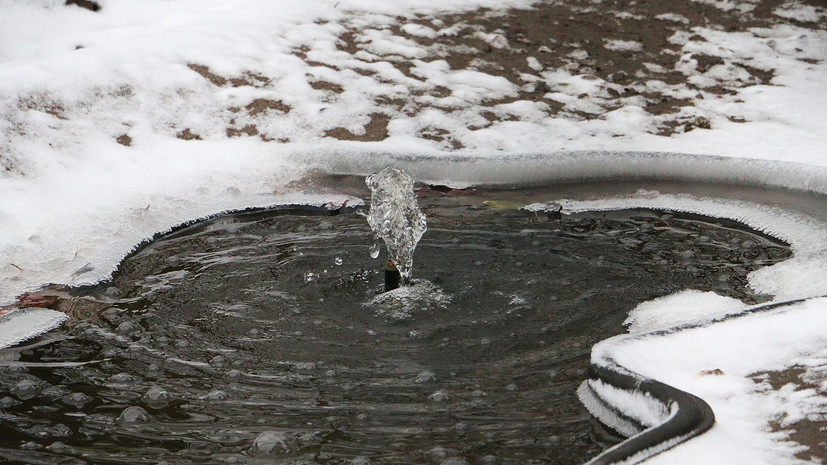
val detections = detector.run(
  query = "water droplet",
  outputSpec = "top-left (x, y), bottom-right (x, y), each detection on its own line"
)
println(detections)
top-left (118, 406), bottom-right (150, 424)
top-left (369, 243), bottom-right (380, 259)
top-left (45, 441), bottom-right (73, 453)
top-left (334, 257), bottom-right (343, 265)
top-left (304, 271), bottom-right (317, 282)
top-left (107, 373), bottom-right (134, 386)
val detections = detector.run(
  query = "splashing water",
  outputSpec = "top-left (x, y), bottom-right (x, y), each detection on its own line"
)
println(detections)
top-left (366, 167), bottom-right (427, 283)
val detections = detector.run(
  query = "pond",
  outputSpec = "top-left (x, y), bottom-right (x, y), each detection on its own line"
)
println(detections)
top-left (0, 185), bottom-right (792, 464)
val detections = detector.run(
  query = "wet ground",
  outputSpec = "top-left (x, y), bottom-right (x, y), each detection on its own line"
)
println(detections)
top-left (0, 190), bottom-right (792, 464)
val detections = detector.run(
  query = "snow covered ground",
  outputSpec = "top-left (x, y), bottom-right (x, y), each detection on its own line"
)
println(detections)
top-left (1, 0), bottom-right (825, 463)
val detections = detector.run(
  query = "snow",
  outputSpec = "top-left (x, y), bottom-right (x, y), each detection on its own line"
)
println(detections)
top-left (596, 298), bottom-right (827, 465)
top-left (604, 39), bottom-right (645, 52)
top-left (624, 290), bottom-right (747, 334)
top-left (0, 307), bottom-right (67, 349)
top-left (0, 1), bottom-right (826, 463)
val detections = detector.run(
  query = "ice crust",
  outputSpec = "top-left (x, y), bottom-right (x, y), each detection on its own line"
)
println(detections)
top-left (0, 308), bottom-right (67, 349)
top-left (527, 192), bottom-right (827, 299)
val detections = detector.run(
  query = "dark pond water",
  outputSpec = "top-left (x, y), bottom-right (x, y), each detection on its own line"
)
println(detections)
top-left (0, 193), bottom-right (791, 464)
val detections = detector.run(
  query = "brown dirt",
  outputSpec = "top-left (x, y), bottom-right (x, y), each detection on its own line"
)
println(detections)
top-left (176, 128), bottom-right (202, 140)
top-left (324, 112), bottom-right (391, 141)
top-left (116, 134), bottom-right (132, 146)
top-left (752, 365), bottom-right (827, 462)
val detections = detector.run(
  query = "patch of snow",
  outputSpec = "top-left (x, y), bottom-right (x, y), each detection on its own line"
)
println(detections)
top-left (624, 290), bottom-right (747, 333)
top-left (400, 23), bottom-right (438, 39)
top-left (655, 13), bottom-right (690, 24)
top-left (0, 308), bottom-right (67, 349)
top-left (773, 2), bottom-right (826, 23)
top-left (603, 39), bottom-right (644, 52)
top-left (690, 0), bottom-right (758, 14)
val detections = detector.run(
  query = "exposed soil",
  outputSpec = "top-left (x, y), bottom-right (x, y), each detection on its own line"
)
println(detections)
top-left (752, 365), bottom-right (827, 463)
top-left (179, 0), bottom-right (826, 144)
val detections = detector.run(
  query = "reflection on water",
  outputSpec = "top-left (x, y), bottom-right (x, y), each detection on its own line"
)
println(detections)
top-left (0, 196), bottom-right (790, 464)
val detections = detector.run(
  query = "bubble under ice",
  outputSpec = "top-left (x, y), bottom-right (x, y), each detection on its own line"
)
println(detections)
top-left (366, 167), bottom-right (427, 282)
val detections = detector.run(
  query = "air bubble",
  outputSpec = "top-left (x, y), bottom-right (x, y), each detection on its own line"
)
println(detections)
top-left (11, 379), bottom-right (40, 400)
top-left (204, 390), bottom-right (229, 400)
top-left (142, 386), bottom-right (172, 404)
top-left (369, 243), bottom-right (380, 259)
top-left (251, 431), bottom-right (291, 455)
top-left (118, 406), bottom-right (150, 424)
top-left (430, 390), bottom-right (449, 402)
top-left (415, 370), bottom-right (436, 383)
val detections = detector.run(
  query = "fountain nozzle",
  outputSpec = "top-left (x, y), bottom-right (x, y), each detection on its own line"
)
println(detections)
top-left (384, 260), bottom-right (402, 292)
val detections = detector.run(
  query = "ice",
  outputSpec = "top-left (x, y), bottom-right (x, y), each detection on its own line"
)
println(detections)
top-left (366, 167), bottom-right (427, 282)
top-left (0, 308), bottom-right (68, 350)
top-left (624, 290), bottom-right (747, 333)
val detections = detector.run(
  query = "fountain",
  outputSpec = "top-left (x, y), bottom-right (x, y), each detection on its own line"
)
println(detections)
top-left (366, 167), bottom-right (427, 290)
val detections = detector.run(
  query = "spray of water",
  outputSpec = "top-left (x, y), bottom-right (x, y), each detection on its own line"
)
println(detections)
top-left (366, 167), bottom-right (427, 284)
